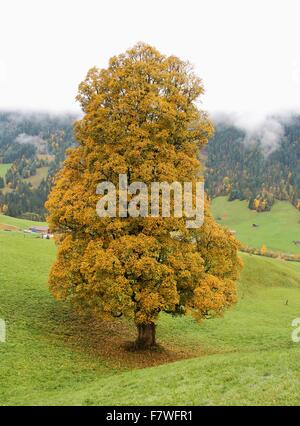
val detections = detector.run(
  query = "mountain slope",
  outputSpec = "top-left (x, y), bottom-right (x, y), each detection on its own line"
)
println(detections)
top-left (205, 116), bottom-right (300, 212)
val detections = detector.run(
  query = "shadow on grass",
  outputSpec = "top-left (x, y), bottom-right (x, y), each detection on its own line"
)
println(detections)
top-left (32, 299), bottom-right (213, 369)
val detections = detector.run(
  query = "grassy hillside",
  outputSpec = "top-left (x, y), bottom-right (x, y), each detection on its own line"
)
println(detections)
top-left (23, 166), bottom-right (49, 188)
top-left (211, 197), bottom-right (300, 255)
top-left (0, 214), bottom-right (46, 230)
top-left (1, 166), bottom-right (49, 195)
top-left (0, 163), bottom-right (11, 179)
top-left (1, 215), bottom-right (300, 405)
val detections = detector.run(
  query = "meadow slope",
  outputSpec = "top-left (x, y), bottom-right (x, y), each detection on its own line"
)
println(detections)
top-left (211, 197), bottom-right (300, 255)
top-left (1, 214), bottom-right (300, 405)
top-left (0, 164), bottom-right (11, 179)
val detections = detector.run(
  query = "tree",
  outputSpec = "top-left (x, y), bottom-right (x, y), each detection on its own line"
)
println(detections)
top-left (46, 43), bottom-right (242, 349)
top-left (261, 244), bottom-right (267, 256)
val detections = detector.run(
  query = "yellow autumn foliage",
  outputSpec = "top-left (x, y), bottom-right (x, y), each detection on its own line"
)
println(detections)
top-left (46, 43), bottom-right (242, 344)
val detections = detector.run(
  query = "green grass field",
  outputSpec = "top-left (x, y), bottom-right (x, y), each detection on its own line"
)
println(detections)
top-left (1, 214), bottom-right (300, 405)
top-left (0, 163), bottom-right (12, 179)
top-left (212, 197), bottom-right (300, 255)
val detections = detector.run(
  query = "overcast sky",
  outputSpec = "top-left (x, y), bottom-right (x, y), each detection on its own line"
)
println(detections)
top-left (1, 0), bottom-right (300, 122)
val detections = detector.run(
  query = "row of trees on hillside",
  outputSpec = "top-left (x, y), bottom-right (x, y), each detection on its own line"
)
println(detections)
top-left (5, 157), bottom-right (46, 189)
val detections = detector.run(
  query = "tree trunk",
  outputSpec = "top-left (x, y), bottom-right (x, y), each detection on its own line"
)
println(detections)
top-left (135, 323), bottom-right (156, 349)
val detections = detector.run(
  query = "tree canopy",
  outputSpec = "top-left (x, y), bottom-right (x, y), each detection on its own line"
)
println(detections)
top-left (46, 43), bottom-right (241, 348)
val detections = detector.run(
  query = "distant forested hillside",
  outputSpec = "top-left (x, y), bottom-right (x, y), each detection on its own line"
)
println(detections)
top-left (1, 111), bottom-right (300, 220)
top-left (0, 111), bottom-right (77, 220)
top-left (0, 111), bottom-right (76, 161)
top-left (205, 116), bottom-right (300, 211)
